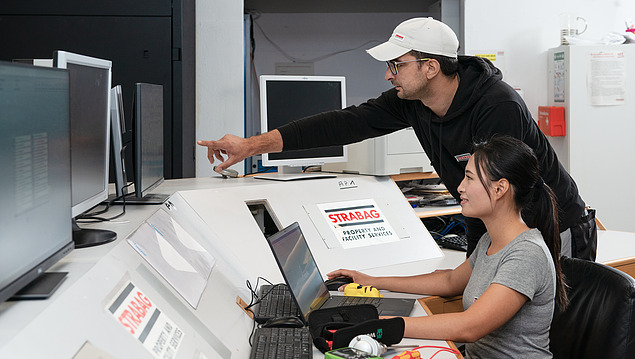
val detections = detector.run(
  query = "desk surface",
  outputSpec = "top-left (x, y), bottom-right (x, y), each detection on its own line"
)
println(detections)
top-left (596, 229), bottom-right (635, 263)
top-left (0, 176), bottom-right (462, 359)
top-left (1, 175), bottom-right (633, 359)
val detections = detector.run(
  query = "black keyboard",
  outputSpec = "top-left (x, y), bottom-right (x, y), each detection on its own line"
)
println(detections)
top-left (436, 234), bottom-right (468, 252)
top-left (255, 284), bottom-right (301, 323)
top-left (250, 327), bottom-right (312, 359)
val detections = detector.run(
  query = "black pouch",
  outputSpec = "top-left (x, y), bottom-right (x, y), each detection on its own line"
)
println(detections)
top-left (570, 208), bottom-right (598, 261)
top-left (308, 304), bottom-right (378, 353)
top-left (307, 304), bottom-right (405, 353)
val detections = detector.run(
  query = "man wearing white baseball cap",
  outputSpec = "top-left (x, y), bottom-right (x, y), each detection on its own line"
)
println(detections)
top-left (365, 17), bottom-right (459, 60)
top-left (198, 17), bottom-right (596, 263)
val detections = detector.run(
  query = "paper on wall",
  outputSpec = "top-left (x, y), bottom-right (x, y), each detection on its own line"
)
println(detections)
top-left (588, 51), bottom-right (626, 106)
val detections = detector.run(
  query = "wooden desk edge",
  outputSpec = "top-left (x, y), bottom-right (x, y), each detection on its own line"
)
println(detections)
top-left (602, 256), bottom-right (635, 267)
top-left (417, 298), bottom-right (465, 359)
top-left (415, 206), bottom-right (462, 218)
top-left (390, 172), bottom-right (439, 182)
top-left (601, 256), bottom-right (635, 279)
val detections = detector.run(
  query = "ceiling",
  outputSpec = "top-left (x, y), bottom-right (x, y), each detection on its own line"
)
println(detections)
top-left (244, 0), bottom-right (440, 14)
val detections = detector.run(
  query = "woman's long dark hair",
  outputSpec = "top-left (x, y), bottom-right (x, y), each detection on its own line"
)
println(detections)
top-left (472, 136), bottom-right (568, 311)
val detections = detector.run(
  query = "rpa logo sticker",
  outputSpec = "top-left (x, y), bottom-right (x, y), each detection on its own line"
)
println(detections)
top-left (455, 153), bottom-right (471, 162)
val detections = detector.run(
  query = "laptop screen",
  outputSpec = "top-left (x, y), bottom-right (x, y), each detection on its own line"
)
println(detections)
top-left (267, 222), bottom-right (330, 319)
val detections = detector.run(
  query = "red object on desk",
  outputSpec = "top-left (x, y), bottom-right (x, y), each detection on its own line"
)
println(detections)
top-left (538, 106), bottom-right (566, 137)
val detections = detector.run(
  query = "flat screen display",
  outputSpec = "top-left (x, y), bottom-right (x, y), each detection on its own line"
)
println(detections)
top-left (267, 222), bottom-right (329, 318)
top-left (134, 83), bottom-right (164, 198)
top-left (0, 61), bottom-right (74, 303)
top-left (260, 75), bottom-right (347, 167)
top-left (54, 51), bottom-right (112, 218)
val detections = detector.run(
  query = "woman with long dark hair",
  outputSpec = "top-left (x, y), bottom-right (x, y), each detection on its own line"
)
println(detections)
top-left (329, 135), bottom-right (567, 358)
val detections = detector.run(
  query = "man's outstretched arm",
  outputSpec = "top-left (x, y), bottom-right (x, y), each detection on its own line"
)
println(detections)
top-left (196, 130), bottom-right (283, 171)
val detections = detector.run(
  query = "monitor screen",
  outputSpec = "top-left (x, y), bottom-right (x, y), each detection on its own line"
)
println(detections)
top-left (110, 85), bottom-right (127, 198)
top-left (267, 222), bottom-right (329, 319)
top-left (54, 51), bottom-right (112, 218)
top-left (0, 61), bottom-right (74, 303)
top-left (260, 75), bottom-right (347, 168)
top-left (133, 83), bottom-right (166, 201)
top-left (54, 51), bottom-right (116, 248)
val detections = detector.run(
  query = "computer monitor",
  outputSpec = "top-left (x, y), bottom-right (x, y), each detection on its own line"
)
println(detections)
top-left (54, 51), bottom-right (117, 248)
top-left (128, 83), bottom-right (168, 204)
top-left (259, 75), bottom-right (347, 174)
top-left (0, 61), bottom-right (74, 303)
top-left (110, 85), bottom-right (128, 198)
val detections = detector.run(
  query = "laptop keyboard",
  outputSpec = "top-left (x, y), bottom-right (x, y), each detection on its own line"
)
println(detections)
top-left (256, 285), bottom-right (301, 321)
top-left (341, 296), bottom-right (381, 306)
top-left (256, 284), bottom-right (383, 321)
top-left (250, 327), bottom-right (312, 359)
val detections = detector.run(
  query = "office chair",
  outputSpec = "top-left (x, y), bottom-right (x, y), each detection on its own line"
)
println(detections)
top-left (550, 257), bottom-right (635, 358)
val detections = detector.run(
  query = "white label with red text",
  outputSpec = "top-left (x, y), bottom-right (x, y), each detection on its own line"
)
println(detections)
top-left (107, 281), bottom-right (184, 359)
top-left (317, 199), bottom-right (400, 248)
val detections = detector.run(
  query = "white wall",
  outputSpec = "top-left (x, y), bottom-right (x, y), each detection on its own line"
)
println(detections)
top-left (464, 1), bottom-right (635, 230)
top-left (463, 0), bottom-right (635, 120)
top-left (250, 13), bottom-right (430, 107)
top-left (195, 0), bottom-right (245, 177)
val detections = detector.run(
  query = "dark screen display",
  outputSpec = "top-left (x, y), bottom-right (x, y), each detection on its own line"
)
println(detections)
top-left (268, 223), bottom-right (330, 318)
top-left (0, 62), bottom-right (73, 303)
top-left (67, 62), bottom-right (110, 210)
top-left (134, 83), bottom-right (164, 197)
top-left (265, 79), bottom-right (344, 161)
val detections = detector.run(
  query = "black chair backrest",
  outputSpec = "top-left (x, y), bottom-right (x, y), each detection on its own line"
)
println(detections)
top-left (550, 257), bottom-right (635, 358)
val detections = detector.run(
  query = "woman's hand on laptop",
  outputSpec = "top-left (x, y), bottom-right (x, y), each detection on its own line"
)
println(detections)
top-left (326, 269), bottom-right (377, 290)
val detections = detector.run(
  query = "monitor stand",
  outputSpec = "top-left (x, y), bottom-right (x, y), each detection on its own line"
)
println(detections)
top-left (255, 165), bottom-right (337, 181)
top-left (8, 272), bottom-right (68, 300)
top-left (72, 220), bottom-right (117, 248)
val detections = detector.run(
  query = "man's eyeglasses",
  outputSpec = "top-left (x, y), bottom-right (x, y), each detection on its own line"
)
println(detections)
top-left (386, 58), bottom-right (431, 75)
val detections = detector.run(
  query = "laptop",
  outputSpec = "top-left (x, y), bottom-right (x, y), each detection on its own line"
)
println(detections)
top-left (265, 222), bottom-right (415, 321)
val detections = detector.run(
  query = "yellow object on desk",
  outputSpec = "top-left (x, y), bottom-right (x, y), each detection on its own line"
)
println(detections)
top-left (343, 283), bottom-right (383, 298)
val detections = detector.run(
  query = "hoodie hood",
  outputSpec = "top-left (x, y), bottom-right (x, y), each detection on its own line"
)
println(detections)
top-left (434, 55), bottom-right (503, 123)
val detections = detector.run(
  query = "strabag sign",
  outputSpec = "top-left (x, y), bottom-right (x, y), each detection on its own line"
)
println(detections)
top-left (106, 281), bottom-right (184, 359)
top-left (317, 199), bottom-right (400, 249)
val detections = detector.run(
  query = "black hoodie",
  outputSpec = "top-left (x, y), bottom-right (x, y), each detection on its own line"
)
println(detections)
top-left (278, 56), bottom-right (586, 238)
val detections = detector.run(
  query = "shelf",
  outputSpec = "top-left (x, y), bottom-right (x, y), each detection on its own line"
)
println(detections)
top-left (388, 172), bottom-right (461, 218)
top-left (414, 205), bottom-right (462, 218)
top-left (389, 171), bottom-right (439, 182)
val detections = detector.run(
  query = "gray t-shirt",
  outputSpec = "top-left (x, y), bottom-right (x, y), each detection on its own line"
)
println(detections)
top-left (463, 229), bottom-right (556, 359)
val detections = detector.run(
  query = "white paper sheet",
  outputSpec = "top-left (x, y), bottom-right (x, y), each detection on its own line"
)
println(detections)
top-left (588, 51), bottom-right (626, 106)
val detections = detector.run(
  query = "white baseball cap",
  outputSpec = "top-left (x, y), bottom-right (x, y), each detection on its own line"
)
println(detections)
top-left (366, 17), bottom-right (459, 61)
